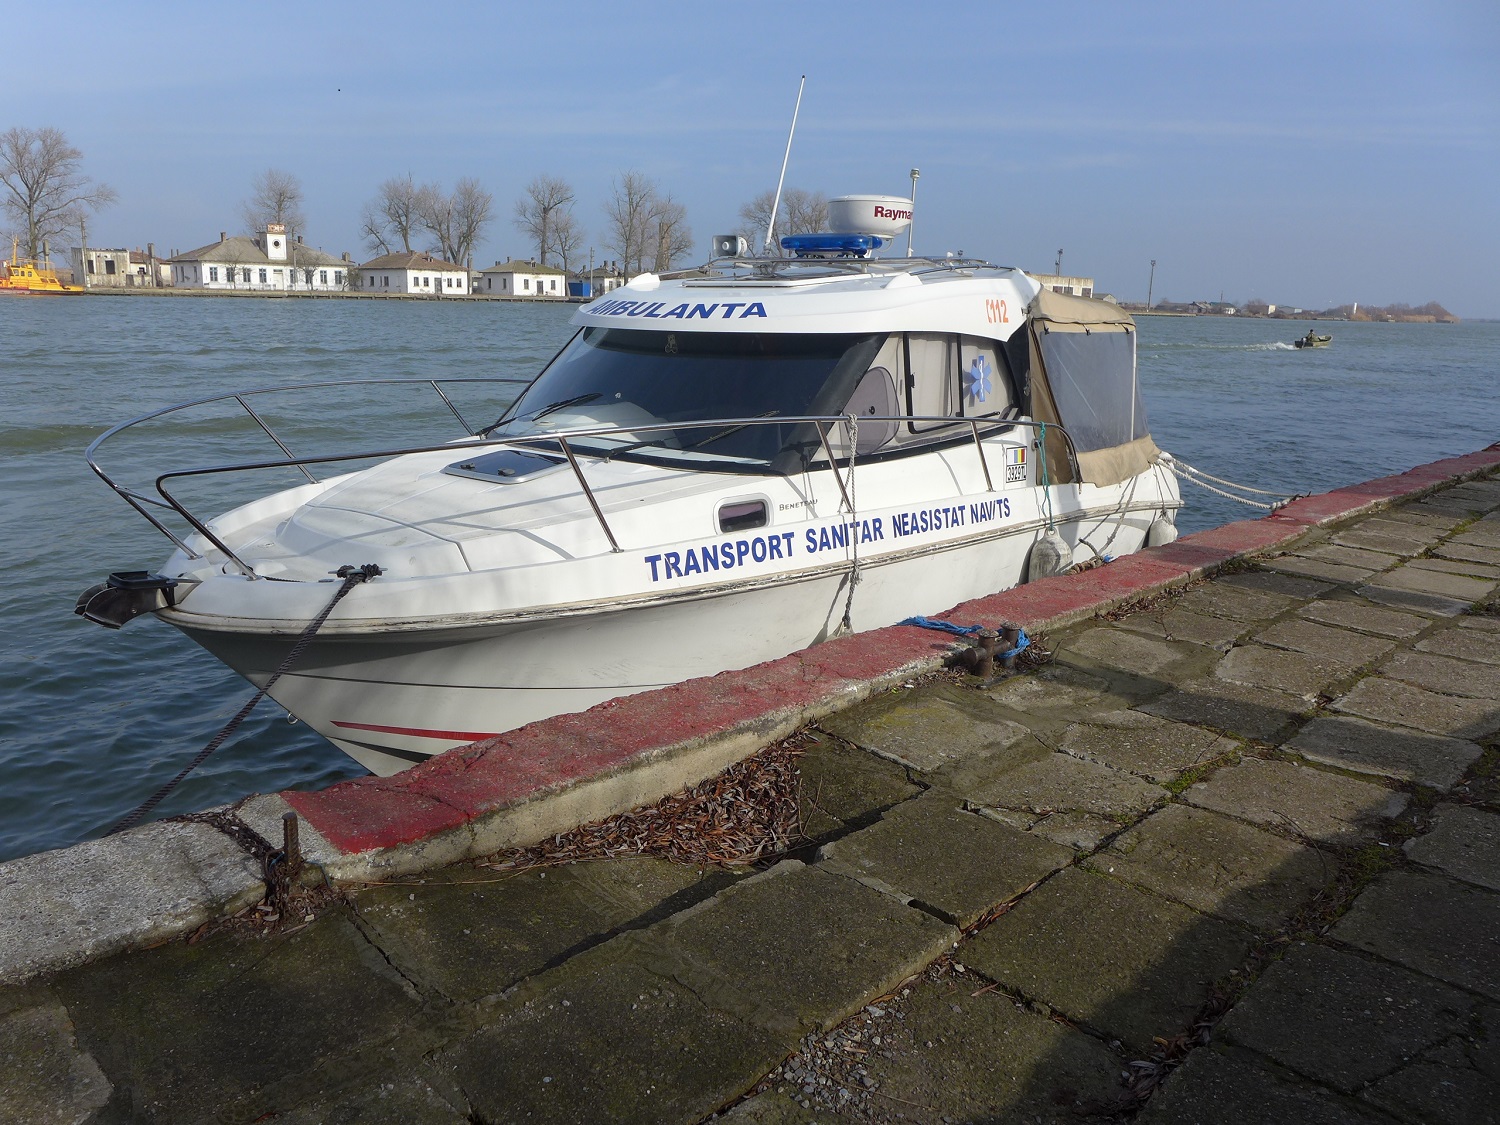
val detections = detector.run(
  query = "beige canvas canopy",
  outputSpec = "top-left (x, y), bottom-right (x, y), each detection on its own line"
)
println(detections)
top-left (1024, 287), bottom-right (1161, 487)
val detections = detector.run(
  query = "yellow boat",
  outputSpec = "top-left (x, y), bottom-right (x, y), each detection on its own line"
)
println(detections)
top-left (0, 240), bottom-right (82, 294)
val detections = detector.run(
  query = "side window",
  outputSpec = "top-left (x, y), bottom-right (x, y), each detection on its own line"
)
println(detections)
top-left (905, 334), bottom-right (957, 431)
top-left (957, 335), bottom-right (1012, 418)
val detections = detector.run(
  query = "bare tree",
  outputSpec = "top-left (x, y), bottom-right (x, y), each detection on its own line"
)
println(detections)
top-left (419, 177), bottom-right (493, 266)
top-left (650, 196), bottom-right (693, 273)
top-left (549, 209), bottom-right (584, 275)
top-left (361, 173), bottom-right (429, 255)
top-left (0, 126), bottom-right (116, 262)
top-left (602, 171), bottom-right (658, 275)
top-left (737, 187), bottom-right (826, 255)
top-left (513, 175), bottom-right (575, 266)
top-left (241, 168), bottom-right (306, 235)
top-left (782, 188), bottom-right (827, 237)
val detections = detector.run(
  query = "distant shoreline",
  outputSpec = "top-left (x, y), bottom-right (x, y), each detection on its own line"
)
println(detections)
top-left (68, 288), bottom-right (583, 304)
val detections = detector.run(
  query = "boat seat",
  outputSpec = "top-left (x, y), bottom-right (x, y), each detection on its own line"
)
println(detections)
top-left (843, 366), bottom-right (900, 454)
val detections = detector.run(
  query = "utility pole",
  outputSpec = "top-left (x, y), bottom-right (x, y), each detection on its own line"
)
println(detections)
top-left (1147, 259), bottom-right (1157, 309)
top-left (1054, 248), bottom-right (1063, 276)
top-left (906, 168), bottom-right (920, 256)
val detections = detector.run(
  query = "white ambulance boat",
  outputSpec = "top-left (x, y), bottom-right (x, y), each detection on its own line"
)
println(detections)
top-left (79, 196), bottom-right (1181, 775)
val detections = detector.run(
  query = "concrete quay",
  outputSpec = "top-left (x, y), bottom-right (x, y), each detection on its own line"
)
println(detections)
top-left (2, 450), bottom-right (1500, 1122)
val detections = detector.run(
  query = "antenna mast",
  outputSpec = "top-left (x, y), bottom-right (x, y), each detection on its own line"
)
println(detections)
top-left (765, 75), bottom-right (806, 254)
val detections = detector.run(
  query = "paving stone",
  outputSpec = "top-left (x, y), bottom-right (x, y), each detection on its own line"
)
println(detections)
top-left (1183, 757), bottom-right (1407, 845)
top-left (967, 752), bottom-right (1168, 850)
top-left (796, 732), bottom-right (922, 841)
top-left (716, 1090), bottom-right (824, 1123)
top-left (1368, 562), bottom-right (1497, 602)
top-left (1250, 619), bottom-right (1396, 666)
top-left (1219, 942), bottom-right (1476, 1093)
top-left (1381, 506), bottom-right (1467, 532)
top-left (0, 1002), bottom-right (111, 1125)
top-left (1284, 714), bottom-right (1483, 789)
top-left (1213, 643), bottom-right (1356, 697)
top-left (642, 860), bottom-right (955, 1036)
top-left (1459, 613), bottom-right (1500, 632)
top-left (1113, 605), bottom-right (1251, 651)
top-left (1295, 542), bottom-right (1404, 570)
top-left (1356, 582), bottom-right (1474, 617)
top-left (1331, 527), bottom-right (1431, 556)
top-left (1410, 495), bottom-right (1492, 519)
top-left (1297, 598), bottom-right (1430, 637)
top-left (1404, 804), bottom-right (1500, 891)
top-left (1332, 677), bottom-right (1500, 739)
top-left (1333, 870), bottom-right (1500, 1000)
top-left (1058, 626), bottom-right (1200, 675)
top-left (52, 908), bottom-right (424, 1125)
top-left (354, 859), bottom-right (730, 1003)
top-left (1266, 554), bottom-right (1378, 585)
top-left (1435, 539), bottom-right (1500, 566)
top-left (819, 794), bottom-right (1073, 927)
top-left (438, 941), bottom-right (785, 1125)
top-left (1140, 676), bottom-right (1312, 742)
top-left (1415, 623), bottom-right (1500, 664)
top-left (1362, 1000), bottom-right (1500, 1124)
top-left (1454, 522), bottom-right (1500, 549)
top-left (1087, 805), bottom-right (1333, 931)
top-left (981, 663), bottom-right (1121, 720)
top-left (1173, 583), bottom-right (1299, 622)
top-left (851, 975), bottom-right (1125, 1123)
top-left (1058, 709), bottom-right (1237, 784)
top-left (270, 1070), bottom-right (470, 1124)
top-left (818, 684), bottom-right (1028, 773)
top-left (1407, 554), bottom-right (1500, 580)
top-left (1382, 650), bottom-right (1500, 699)
top-left (962, 867), bottom-right (1254, 1054)
top-left (1138, 1046), bottom-right (1392, 1125)
top-left (1361, 515), bottom-right (1448, 540)
top-left (1218, 570), bottom-right (1335, 599)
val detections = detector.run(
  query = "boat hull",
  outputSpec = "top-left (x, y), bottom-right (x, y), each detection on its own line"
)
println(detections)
top-left (167, 500), bottom-right (1160, 775)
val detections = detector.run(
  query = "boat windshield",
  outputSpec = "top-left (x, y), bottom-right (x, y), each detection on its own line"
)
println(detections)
top-left (489, 327), bottom-right (885, 465)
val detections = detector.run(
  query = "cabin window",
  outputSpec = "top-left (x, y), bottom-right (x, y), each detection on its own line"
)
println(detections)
top-left (718, 500), bottom-right (768, 533)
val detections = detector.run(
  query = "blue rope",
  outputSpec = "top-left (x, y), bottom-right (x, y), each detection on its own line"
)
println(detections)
top-left (899, 616), bottom-right (985, 636)
top-left (900, 617), bottom-right (1032, 660)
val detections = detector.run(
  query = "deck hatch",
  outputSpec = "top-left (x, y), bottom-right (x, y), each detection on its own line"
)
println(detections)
top-left (444, 448), bottom-right (568, 484)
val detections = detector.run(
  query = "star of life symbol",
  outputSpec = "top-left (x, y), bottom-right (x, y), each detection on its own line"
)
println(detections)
top-left (964, 356), bottom-right (993, 405)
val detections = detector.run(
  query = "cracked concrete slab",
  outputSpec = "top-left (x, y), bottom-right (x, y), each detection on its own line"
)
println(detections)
top-left (1219, 942), bottom-right (1477, 1093)
top-left (817, 684), bottom-right (1029, 774)
top-left (1139, 676), bottom-right (1312, 742)
top-left (1087, 804), bottom-right (1334, 931)
top-left (1297, 598), bottom-right (1431, 637)
top-left (1172, 583), bottom-right (1300, 623)
top-left (1332, 677), bottom-right (1500, 739)
top-left (1138, 1045), bottom-right (1392, 1125)
top-left (1362, 1001), bottom-right (1500, 1124)
top-left (1333, 870), bottom-right (1500, 1001)
top-left (962, 867), bottom-right (1254, 1054)
top-left (1381, 650), bottom-right (1500, 699)
top-left (1265, 554), bottom-right (1379, 585)
top-left (1057, 626), bottom-right (1204, 676)
top-left (1368, 562), bottom-right (1498, 602)
top-left (818, 794), bottom-right (1073, 927)
top-left (1406, 555), bottom-right (1500, 581)
top-left (1113, 605), bottom-right (1251, 651)
top-left (1249, 619), bottom-right (1397, 666)
top-left (1058, 709), bottom-right (1236, 784)
top-left (0, 1002), bottom-right (111, 1125)
top-left (1404, 804), bottom-right (1500, 891)
top-left (1356, 582), bottom-right (1476, 617)
top-left (1284, 714), bottom-right (1483, 789)
top-left (1213, 643), bottom-right (1357, 697)
top-left (1182, 757), bottom-right (1407, 845)
top-left (1416, 623), bottom-right (1500, 664)
top-left (1217, 570), bottom-right (1335, 600)
top-left (795, 731), bottom-right (922, 841)
top-left (966, 752), bottom-right (1168, 850)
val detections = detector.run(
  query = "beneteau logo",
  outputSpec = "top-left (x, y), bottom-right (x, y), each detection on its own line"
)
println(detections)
top-left (588, 299), bottom-right (768, 320)
top-left (873, 205), bottom-right (912, 221)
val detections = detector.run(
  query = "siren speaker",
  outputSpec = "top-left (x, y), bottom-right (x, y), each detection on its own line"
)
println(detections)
top-left (713, 234), bottom-right (749, 257)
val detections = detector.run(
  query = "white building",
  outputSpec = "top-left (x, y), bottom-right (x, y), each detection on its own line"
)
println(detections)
top-left (358, 251), bottom-right (469, 296)
top-left (169, 225), bottom-right (350, 292)
top-left (1028, 272), bottom-right (1095, 299)
top-left (477, 260), bottom-right (568, 298)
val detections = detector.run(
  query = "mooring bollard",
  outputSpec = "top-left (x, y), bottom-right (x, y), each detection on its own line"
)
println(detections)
top-left (996, 622), bottom-right (1023, 669)
top-left (281, 811), bottom-right (304, 885)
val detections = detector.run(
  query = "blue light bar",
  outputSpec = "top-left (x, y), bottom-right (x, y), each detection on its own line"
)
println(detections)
top-left (779, 233), bottom-right (886, 257)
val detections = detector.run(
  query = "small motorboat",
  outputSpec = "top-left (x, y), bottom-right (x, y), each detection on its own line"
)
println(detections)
top-left (78, 195), bottom-right (1182, 775)
top-left (1293, 331), bottom-right (1331, 349)
top-left (0, 240), bottom-right (82, 295)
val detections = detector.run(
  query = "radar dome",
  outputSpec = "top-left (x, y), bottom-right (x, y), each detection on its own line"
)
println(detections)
top-left (827, 195), bottom-right (913, 239)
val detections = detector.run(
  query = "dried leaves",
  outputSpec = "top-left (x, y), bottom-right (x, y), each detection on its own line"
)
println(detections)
top-left (480, 741), bottom-right (805, 873)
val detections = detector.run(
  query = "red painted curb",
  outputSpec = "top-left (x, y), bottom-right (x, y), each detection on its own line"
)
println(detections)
top-left (283, 447), bottom-right (1500, 858)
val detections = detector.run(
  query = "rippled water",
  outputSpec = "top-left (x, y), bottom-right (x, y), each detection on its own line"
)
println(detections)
top-left (1, 298), bottom-right (1496, 860)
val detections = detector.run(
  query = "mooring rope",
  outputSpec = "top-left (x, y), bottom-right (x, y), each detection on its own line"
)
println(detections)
top-left (839, 413), bottom-right (861, 633)
top-left (1037, 421), bottom-right (1057, 530)
top-left (107, 563), bottom-right (383, 836)
top-left (1164, 457), bottom-right (1301, 511)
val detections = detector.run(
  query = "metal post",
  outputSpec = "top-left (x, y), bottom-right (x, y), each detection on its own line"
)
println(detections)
top-left (1148, 259), bottom-right (1156, 309)
top-left (906, 169), bottom-right (920, 256)
top-left (1055, 248), bottom-right (1063, 276)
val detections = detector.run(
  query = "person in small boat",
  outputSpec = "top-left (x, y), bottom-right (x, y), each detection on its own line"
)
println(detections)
top-left (1302, 329), bottom-right (1320, 346)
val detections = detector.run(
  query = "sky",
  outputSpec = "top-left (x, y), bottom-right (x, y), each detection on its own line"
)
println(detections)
top-left (8, 1), bottom-right (1500, 317)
